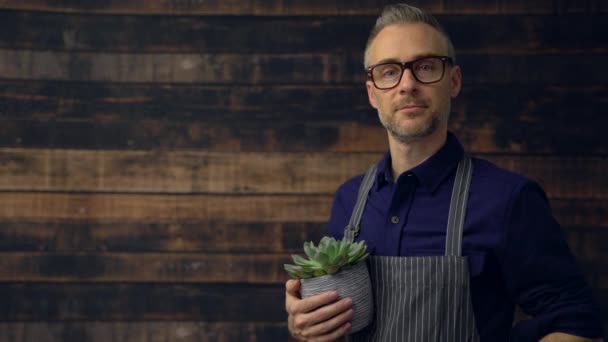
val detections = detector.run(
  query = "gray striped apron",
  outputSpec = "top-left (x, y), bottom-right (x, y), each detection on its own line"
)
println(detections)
top-left (345, 156), bottom-right (480, 342)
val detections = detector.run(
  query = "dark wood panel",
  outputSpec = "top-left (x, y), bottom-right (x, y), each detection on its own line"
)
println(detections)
top-left (0, 0), bottom-right (608, 15)
top-left (0, 221), bottom-right (325, 253)
top-left (0, 0), bottom-right (604, 14)
top-left (0, 81), bottom-right (605, 154)
top-left (0, 12), bottom-right (605, 53)
top-left (0, 322), bottom-right (289, 342)
top-left (0, 283), bottom-right (285, 321)
top-left (3, 81), bottom-right (606, 125)
top-left (0, 49), bottom-right (606, 84)
top-left (0, 219), bottom-right (601, 258)
top-left (0, 149), bottom-right (606, 198)
top-left (0, 284), bottom-right (608, 336)
top-left (0, 193), bottom-right (603, 227)
top-left (0, 193), bottom-right (333, 222)
top-left (0, 252), bottom-right (291, 283)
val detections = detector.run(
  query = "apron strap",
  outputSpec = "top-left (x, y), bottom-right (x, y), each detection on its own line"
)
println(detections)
top-left (445, 155), bottom-right (473, 256)
top-left (343, 164), bottom-right (377, 243)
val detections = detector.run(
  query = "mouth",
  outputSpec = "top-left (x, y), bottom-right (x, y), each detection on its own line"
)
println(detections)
top-left (397, 104), bottom-right (427, 112)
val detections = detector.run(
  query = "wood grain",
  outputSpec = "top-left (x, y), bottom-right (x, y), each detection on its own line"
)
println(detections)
top-left (0, 12), bottom-right (605, 53)
top-left (0, 193), bottom-right (333, 222)
top-left (0, 282), bottom-right (286, 321)
top-left (0, 221), bottom-right (325, 253)
top-left (0, 0), bottom-right (604, 15)
top-left (0, 193), bottom-right (603, 227)
top-left (0, 81), bottom-right (605, 153)
top-left (0, 252), bottom-right (291, 283)
top-left (0, 322), bottom-right (289, 342)
top-left (1, 49), bottom-right (606, 84)
top-left (0, 149), bottom-right (605, 199)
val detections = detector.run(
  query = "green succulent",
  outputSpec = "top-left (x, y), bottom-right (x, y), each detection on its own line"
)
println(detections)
top-left (284, 236), bottom-right (368, 279)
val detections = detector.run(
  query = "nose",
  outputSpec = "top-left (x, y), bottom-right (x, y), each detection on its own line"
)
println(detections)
top-left (397, 68), bottom-right (418, 93)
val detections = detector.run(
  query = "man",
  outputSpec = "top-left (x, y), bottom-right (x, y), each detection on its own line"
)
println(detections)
top-left (285, 3), bottom-right (604, 342)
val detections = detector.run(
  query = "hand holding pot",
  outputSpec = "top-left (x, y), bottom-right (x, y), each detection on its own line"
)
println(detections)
top-left (285, 279), bottom-right (353, 341)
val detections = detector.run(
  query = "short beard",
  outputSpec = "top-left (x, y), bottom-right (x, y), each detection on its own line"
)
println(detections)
top-left (377, 110), bottom-right (444, 144)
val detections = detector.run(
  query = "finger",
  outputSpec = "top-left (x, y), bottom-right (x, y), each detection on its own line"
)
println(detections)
top-left (285, 280), bottom-right (303, 314)
top-left (285, 279), bottom-right (301, 297)
top-left (298, 297), bottom-right (352, 327)
top-left (310, 322), bottom-right (351, 342)
top-left (292, 290), bottom-right (340, 314)
top-left (302, 307), bottom-right (353, 337)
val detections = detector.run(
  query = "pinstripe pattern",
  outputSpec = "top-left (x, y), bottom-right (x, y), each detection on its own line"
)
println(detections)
top-left (348, 156), bottom-right (480, 342)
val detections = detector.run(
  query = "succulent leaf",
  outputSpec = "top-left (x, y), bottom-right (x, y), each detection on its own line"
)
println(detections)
top-left (283, 236), bottom-right (369, 279)
top-left (303, 241), bottom-right (317, 259)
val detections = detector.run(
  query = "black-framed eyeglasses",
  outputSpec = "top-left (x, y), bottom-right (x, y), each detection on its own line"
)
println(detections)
top-left (367, 56), bottom-right (454, 90)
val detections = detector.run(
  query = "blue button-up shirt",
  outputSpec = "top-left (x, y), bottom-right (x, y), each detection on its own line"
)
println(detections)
top-left (327, 132), bottom-right (603, 341)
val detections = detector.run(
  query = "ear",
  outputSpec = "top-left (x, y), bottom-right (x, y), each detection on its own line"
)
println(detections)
top-left (449, 65), bottom-right (462, 98)
top-left (366, 80), bottom-right (379, 109)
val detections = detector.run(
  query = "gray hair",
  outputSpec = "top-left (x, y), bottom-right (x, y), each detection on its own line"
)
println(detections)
top-left (363, 3), bottom-right (456, 68)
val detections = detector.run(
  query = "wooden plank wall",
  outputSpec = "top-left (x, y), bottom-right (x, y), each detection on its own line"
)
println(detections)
top-left (0, 0), bottom-right (606, 340)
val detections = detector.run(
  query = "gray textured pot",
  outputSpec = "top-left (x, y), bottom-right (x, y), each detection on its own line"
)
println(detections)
top-left (300, 261), bottom-right (373, 334)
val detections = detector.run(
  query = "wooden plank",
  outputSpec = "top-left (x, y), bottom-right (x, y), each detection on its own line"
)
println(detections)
top-left (0, 149), bottom-right (606, 199)
top-left (0, 193), bottom-right (333, 222)
top-left (0, 49), bottom-right (606, 84)
top-left (0, 322), bottom-right (289, 342)
top-left (0, 193), bottom-right (603, 227)
top-left (0, 0), bottom-right (605, 15)
top-left (0, 283), bottom-right (286, 321)
top-left (0, 285), bottom-right (608, 336)
top-left (0, 81), bottom-right (605, 153)
top-left (0, 12), bottom-right (606, 53)
top-left (0, 230), bottom-right (605, 284)
top-left (0, 220), bottom-right (602, 259)
top-left (0, 252), bottom-right (292, 283)
top-left (2, 81), bottom-right (606, 125)
top-left (0, 221), bottom-right (325, 253)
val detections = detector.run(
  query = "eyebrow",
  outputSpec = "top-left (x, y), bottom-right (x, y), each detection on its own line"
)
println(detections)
top-left (373, 53), bottom-right (443, 66)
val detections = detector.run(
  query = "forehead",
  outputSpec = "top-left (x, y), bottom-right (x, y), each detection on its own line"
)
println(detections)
top-left (367, 23), bottom-right (448, 64)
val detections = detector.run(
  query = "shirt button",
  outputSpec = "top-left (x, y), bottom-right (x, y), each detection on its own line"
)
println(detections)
top-left (391, 216), bottom-right (399, 224)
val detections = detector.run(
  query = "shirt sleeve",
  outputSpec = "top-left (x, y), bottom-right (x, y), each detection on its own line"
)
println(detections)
top-left (502, 181), bottom-right (604, 340)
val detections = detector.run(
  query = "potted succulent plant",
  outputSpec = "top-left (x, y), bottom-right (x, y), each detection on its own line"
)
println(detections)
top-left (284, 236), bottom-right (373, 334)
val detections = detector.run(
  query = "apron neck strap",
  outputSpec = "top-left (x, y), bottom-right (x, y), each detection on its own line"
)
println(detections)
top-left (445, 155), bottom-right (473, 256)
top-left (344, 164), bottom-right (377, 243)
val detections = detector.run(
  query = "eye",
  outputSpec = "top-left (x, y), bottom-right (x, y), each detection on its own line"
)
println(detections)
top-left (417, 63), bottom-right (434, 72)
top-left (376, 65), bottom-right (401, 79)
top-left (383, 69), bottom-right (398, 77)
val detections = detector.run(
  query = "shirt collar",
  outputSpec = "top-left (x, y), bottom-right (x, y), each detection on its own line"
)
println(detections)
top-left (375, 131), bottom-right (464, 193)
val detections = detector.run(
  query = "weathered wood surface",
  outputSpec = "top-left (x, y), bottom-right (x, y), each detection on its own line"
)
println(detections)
top-left (0, 193), bottom-right (331, 222)
top-left (0, 149), bottom-right (605, 198)
top-left (1, 82), bottom-right (605, 125)
top-left (1, 49), bottom-right (606, 84)
top-left (0, 228), bottom-right (605, 283)
top-left (0, 193), bottom-right (604, 227)
top-left (0, 221), bottom-right (325, 253)
top-left (0, 12), bottom-right (605, 53)
top-left (0, 252), bottom-right (292, 283)
top-left (0, 283), bottom-right (605, 322)
top-left (0, 283), bottom-right (285, 321)
top-left (2, 221), bottom-right (601, 255)
top-left (0, 81), bottom-right (605, 153)
top-left (0, 0), bottom-right (605, 15)
top-left (0, 322), bottom-right (289, 342)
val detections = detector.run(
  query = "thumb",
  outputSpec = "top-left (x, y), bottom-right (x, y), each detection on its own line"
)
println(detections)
top-left (285, 279), bottom-right (301, 297)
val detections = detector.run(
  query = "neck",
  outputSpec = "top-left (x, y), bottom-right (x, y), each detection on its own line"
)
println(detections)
top-left (387, 129), bottom-right (448, 181)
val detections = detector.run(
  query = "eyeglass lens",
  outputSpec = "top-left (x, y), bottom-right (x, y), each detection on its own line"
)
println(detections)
top-left (371, 57), bottom-right (445, 89)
